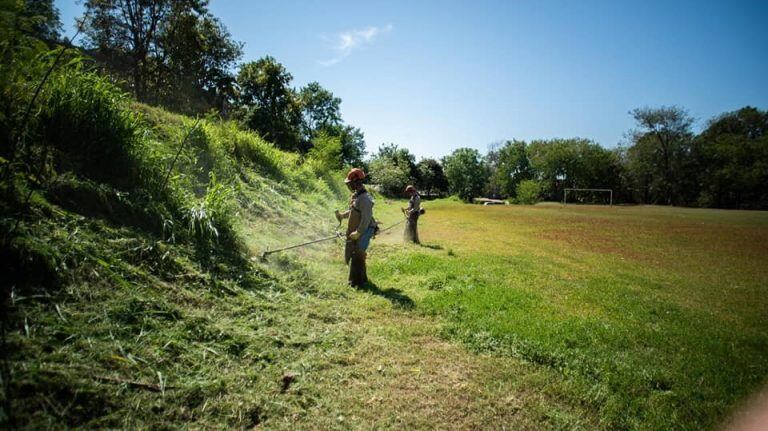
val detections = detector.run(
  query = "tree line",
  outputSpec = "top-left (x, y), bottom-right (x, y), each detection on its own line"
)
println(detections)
top-left (16, 1), bottom-right (767, 210)
top-left (22, 0), bottom-right (366, 166)
top-left (369, 105), bottom-right (768, 210)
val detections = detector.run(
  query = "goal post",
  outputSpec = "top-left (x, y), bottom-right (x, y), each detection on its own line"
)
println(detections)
top-left (563, 188), bottom-right (613, 206)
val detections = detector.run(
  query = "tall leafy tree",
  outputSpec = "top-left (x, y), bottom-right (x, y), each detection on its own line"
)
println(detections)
top-left (376, 144), bottom-right (416, 174)
top-left (442, 147), bottom-right (488, 201)
top-left (23, 0), bottom-right (61, 41)
top-left (296, 82), bottom-right (367, 162)
top-left (527, 138), bottom-right (621, 201)
top-left (368, 144), bottom-right (416, 196)
top-left (487, 140), bottom-right (533, 198)
top-left (693, 106), bottom-right (768, 209)
top-left (625, 106), bottom-right (695, 205)
top-left (83, 0), bottom-right (169, 101)
top-left (155, 6), bottom-right (242, 113)
top-left (415, 158), bottom-right (448, 196)
top-left (236, 56), bottom-right (302, 151)
top-left (336, 125), bottom-right (366, 167)
top-left (81, 0), bottom-right (241, 112)
top-left (298, 81), bottom-right (341, 139)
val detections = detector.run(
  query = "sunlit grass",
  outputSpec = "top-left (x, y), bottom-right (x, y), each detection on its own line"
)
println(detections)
top-left (9, 67), bottom-right (767, 429)
top-left (369, 199), bottom-right (768, 430)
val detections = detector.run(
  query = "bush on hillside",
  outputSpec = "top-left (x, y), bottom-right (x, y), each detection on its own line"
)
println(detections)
top-left (307, 132), bottom-right (342, 171)
top-left (207, 120), bottom-right (292, 179)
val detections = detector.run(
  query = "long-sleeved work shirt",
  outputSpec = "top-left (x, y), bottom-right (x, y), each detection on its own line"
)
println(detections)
top-left (341, 188), bottom-right (375, 236)
top-left (407, 192), bottom-right (421, 216)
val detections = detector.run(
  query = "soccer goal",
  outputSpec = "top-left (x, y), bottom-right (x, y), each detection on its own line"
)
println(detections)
top-left (563, 188), bottom-right (613, 206)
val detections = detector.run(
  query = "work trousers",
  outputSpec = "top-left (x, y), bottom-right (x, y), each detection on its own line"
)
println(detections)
top-left (404, 214), bottom-right (420, 243)
top-left (345, 240), bottom-right (368, 287)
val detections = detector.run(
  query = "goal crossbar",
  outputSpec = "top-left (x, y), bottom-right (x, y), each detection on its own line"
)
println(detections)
top-left (563, 188), bottom-right (613, 206)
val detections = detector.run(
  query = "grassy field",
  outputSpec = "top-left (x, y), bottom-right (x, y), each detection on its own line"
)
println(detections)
top-left (6, 83), bottom-right (767, 428)
top-left (10, 191), bottom-right (768, 429)
top-left (362, 199), bottom-right (768, 429)
top-left (234, 197), bottom-right (768, 429)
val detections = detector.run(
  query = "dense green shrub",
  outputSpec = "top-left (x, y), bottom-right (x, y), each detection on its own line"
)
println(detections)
top-left (515, 179), bottom-right (541, 204)
top-left (307, 132), bottom-right (342, 171)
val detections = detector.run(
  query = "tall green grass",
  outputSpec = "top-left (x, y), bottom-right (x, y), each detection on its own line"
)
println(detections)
top-left (3, 60), bottom-right (351, 428)
top-left (40, 69), bottom-right (144, 190)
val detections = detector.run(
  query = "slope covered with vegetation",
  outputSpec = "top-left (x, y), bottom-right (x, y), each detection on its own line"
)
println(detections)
top-left (0, 62), bottom-right (355, 428)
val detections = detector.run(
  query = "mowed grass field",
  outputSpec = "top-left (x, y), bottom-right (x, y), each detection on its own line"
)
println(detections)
top-left (361, 199), bottom-right (768, 430)
top-left (14, 191), bottom-right (766, 429)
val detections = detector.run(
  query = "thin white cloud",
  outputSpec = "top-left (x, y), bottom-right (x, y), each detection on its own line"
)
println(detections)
top-left (319, 24), bottom-right (393, 66)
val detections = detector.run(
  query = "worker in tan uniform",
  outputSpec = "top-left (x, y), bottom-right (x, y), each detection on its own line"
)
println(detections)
top-left (403, 185), bottom-right (421, 243)
top-left (335, 168), bottom-right (377, 287)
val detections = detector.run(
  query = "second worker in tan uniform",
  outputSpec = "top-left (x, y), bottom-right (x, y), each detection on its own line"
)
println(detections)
top-left (403, 185), bottom-right (421, 243)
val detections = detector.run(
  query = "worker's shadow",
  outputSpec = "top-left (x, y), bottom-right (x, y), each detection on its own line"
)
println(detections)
top-left (419, 243), bottom-right (442, 250)
top-left (358, 282), bottom-right (414, 309)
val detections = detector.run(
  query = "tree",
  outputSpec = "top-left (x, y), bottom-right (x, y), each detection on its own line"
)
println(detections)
top-left (23, 0), bottom-right (61, 42)
top-left (487, 140), bottom-right (533, 198)
top-left (297, 83), bottom-right (365, 162)
top-left (527, 138), bottom-right (621, 202)
top-left (415, 158), bottom-right (448, 196)
top-left (369, 157), bottom-right (410, 196)
top-left (368, 144), bottom-right (416, 196)
top-left (298, 81), bottom-right (341, 140)
top-left (442, 148), bottom-right (488, 201)
top-left (693, 106), bottom-right (768, 209)
top-left (373, 143), bottom-right (416, 177)
top-left (625, 106), bottom-right (695, 205)
top-left (81, 0), bottom-right (241, 112)
top-left (236, 56), bottom-right (302, 152)
top-left (155, 7), bottom-right (242, 113)
top-left (83, 0), bottom-right (169, 101)
top-left (336, 125), bottom-right (366, 167)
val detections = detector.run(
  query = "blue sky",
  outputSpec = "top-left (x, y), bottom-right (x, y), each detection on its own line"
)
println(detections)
top-left (58, 0), bottom-right (768, 159)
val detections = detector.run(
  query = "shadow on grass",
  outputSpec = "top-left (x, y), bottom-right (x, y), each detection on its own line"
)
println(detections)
top-left (357, 282), bottom-right (415, 309)
top-left (419, 243), bottom-right (443, 250)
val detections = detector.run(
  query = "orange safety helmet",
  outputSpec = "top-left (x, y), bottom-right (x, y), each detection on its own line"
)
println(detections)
top-left (405, 185), bottom-right (416, 192)
top-left (344, 168), bottom-right (366, 183)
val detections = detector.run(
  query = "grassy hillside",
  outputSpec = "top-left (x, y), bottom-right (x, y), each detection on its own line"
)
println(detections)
top-left (1, 68), bottom-right (353, 428)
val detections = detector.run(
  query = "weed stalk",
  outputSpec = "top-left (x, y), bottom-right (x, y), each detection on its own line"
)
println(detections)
top-left (160, 118), bottom-right (201, 193)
